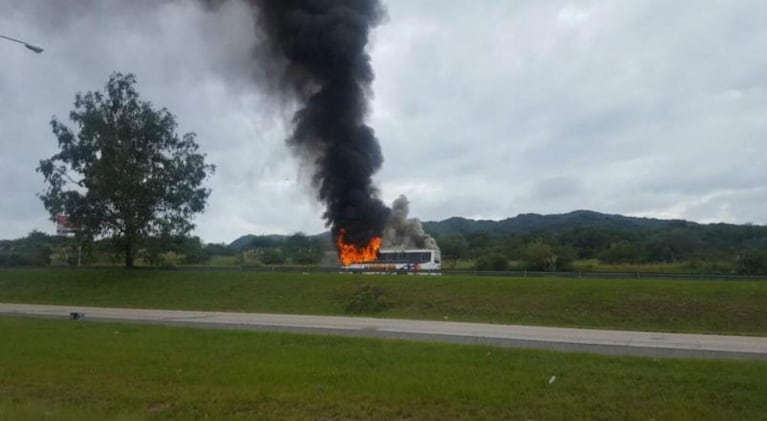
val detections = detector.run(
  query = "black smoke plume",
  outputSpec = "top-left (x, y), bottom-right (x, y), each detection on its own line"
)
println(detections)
top-left (241, 0), bottom-right (390, 248)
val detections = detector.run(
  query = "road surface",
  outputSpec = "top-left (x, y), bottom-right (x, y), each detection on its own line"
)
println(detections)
top-left (2, 302), bottom-right (766, 360)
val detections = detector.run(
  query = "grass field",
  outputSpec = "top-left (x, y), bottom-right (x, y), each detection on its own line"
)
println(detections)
top-left (1, 269), bottom-right (765, 336)
top-left (438, 258), bottom-right (722, 272)
top-left (1, 317), bottom-right (766, 420)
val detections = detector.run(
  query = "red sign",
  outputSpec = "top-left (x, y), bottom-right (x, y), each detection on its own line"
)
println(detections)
top-left (56, 215), bottom-right (78, 235)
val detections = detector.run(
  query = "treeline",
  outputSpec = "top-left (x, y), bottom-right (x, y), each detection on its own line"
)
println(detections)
top-left (0, 231), bottom-right (60, 266)
top-left (0, 231), bottom-right (326, 268)
top-left (235, 233), bottom-right (327, 266)
top-left (0, 231), bottom-right (224, 267)
top-left (435, 221), bottom-right (767, 274)
top-left (4, 216), bottom-right (767, 275)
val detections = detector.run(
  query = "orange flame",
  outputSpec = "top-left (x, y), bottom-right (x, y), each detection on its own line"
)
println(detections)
top-left (336, 228), bottom-right (382, 266)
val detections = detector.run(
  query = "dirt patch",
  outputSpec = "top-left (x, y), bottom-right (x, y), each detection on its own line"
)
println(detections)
top-left (147, 401), bottom-right (173, 413)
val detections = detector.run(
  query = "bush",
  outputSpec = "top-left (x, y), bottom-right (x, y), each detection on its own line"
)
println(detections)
top-left (260, 248), bottom-right (286, 265)
top-left (291, 249), bottom-right (322, 265)
top-left (736, 250), bottom-right (767, 275)
top-left (519, 241), bottom-right (575, 272)
top-left (0, 247), bottom-right (51, 267)
top-left (599, 241), bottom-right (641, 264)
top-left (345, 283), bottom-right (389, 313)
top-left (237, 249), bottom-right (263, 267)
top-left (157, 251), bottom-right (183, 267)
top-left (474, 253), bottom-right (509, 271)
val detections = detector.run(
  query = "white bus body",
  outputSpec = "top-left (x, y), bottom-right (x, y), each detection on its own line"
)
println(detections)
top-left (344, 249), bottom-right (441, 274)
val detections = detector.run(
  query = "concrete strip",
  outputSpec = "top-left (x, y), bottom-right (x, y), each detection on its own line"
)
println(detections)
top-left (1, 302), bottom-right (766, 360)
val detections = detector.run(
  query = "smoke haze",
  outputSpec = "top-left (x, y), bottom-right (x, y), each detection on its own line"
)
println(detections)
top-left (383, 195), bottom-right (438, 250)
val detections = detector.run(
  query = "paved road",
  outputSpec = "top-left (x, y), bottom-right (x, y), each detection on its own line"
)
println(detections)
top-left (2, 302), bottom-right (766, 360)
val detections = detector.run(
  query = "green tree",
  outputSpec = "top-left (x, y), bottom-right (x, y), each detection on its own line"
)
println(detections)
top-left (474, 253), bottom-right (508, 271)
top-left (37, 72), bottom-right (215, 268)
top-left (599, 240), bottom-right (642, 264)
top-left (140, 234), bottom-right (210, 266)
top-left (437, 234), bottom-right (469, 263)
top-left (204, 242), bottom-right (236, 257)
top-left (519, 240), bottom-right (575, 272)
top-left (260, 248), bottom-right (286, 265)
top-left (284, 233), bottom-right (324, 264)
top-left (736, 250), bottom-right (767, 275)
top-left (0, 231), bottom-right (53, 267)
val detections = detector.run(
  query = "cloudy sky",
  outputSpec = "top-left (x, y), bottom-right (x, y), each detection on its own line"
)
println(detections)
top-left (1, 0), bottom-right (766, 243)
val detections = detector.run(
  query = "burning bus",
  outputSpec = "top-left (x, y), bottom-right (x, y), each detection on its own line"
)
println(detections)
top-left (342, 248), bottom-right (441, 274)
top-left (335, 195), bottom-right (441, 274)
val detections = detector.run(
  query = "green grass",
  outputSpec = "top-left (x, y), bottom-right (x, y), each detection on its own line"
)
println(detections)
top-left (205, 255), bottom-right (240, 266)
top-left (441, 258), bottom-right (477, 270)
top-left (1, 317), bottom-right (766, 420)
top-left (1, 269), bottom-right (766, 336)
top-left (573, 259), bottom-right (694, 273)
top-left (444, 258), bottom-right (735, 273)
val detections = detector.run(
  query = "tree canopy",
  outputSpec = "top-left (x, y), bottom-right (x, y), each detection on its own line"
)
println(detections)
top-left (37, 72), bottom-right (215, 268)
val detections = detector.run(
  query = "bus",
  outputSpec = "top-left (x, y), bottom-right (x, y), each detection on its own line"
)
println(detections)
top-left (344, 249), bottom-right (441, 274)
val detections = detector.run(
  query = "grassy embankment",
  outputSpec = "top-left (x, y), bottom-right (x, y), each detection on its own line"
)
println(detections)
top-left (64, 252), bottom-right (736, 272)
top-left (1, 269), bottom-right (765, 335)
top-left (1, 317), bottom-right (766, 420)
top-left (439, 258), bottom-right (734, 273)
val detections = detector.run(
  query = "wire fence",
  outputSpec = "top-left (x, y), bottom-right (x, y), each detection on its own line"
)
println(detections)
top-left (7, 264), bottom-right (766, 281)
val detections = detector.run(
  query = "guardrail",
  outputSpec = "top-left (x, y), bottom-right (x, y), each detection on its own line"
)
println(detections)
top-left (3, 264), bottom-right (767, 281)
top-left (442, 270), bottom-right (767, 281)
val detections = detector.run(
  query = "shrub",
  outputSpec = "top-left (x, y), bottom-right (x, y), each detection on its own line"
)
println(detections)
top-left (260, 248), bottom-right (286, 265)
top-left (158, 251), bottom-right (183, 267)
top-left (345, 283), bottom-right (389, 313)
top-left (519, 242), bottom-right (575, 272)
top-left (0, 247), bottom-right (51, 267)
top-left (474, 253), bottom-right (509, 271)
top-left (736, 250), bottom-right (767, 275)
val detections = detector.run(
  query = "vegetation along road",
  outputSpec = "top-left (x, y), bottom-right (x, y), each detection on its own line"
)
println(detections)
top-left (3, 303), bottom-right (766, 359)
top-left (0, 269), bottom-right (765, 336)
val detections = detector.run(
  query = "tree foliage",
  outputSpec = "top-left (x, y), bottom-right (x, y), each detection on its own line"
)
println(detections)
top-left (37, 73), bottom-right (214, 268)
top-left (736, 250), bottom-right (767, 275)
top-left (474, 253), bottom-right (508, 271)
top-left (424, 214), bottom-right (767, 274)
top-left (283, 233), bottom-right (325, 264)
top-left (0, 231), bottom-right (53, 267)
top-left (437, 234), bottom-right (469, 262)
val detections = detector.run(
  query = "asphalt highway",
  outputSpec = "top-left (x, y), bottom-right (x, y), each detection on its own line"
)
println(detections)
top-left (2, 302), bottom-right (766, 360)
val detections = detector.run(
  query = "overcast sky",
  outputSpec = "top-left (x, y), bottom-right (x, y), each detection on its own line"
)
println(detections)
top-left (2, 0), bottom-right (766, 243)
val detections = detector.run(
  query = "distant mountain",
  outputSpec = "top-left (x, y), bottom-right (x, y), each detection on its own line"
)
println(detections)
top-left (229, 232), bottom-right (332, 250)
top-left (421, 210), bottom-right (688, 236)
top-left (229, 211), bottom-right (696, 248)
top-left (229, 234), bottom-right (285, 250)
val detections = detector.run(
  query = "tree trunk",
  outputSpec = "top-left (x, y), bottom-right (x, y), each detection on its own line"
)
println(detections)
top-left (125, 239), bottom-right (135, 269)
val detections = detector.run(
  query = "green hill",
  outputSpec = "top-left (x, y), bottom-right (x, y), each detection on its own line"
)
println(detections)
top-left (422, 210), bottom-right (681, 236)
top-left (229, 232), bottom-right (332, 251)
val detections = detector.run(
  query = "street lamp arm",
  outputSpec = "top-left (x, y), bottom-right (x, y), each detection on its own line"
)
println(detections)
top-left (0, 34), bottom-right (24, 44)
top-left (25, 43), bottom-right (44, 53)
top-left (0, 34), bottom-right (44, 53)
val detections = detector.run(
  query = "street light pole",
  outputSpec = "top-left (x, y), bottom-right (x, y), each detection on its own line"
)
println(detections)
top-left (0, 34), bottom-right (44, 53)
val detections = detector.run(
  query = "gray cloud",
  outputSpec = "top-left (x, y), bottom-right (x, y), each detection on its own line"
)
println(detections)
top-left (1, 0), bottom-right (766, 243)
top-left (373, 0), bottom-right (767, 223)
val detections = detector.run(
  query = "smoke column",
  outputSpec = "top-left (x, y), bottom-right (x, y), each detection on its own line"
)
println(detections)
top-left (240, 0), bottom-right (390, 250)
top-left (383, 195), bottom-right (438, 249)
top-left (17, 0), bottom-right (438, 254)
